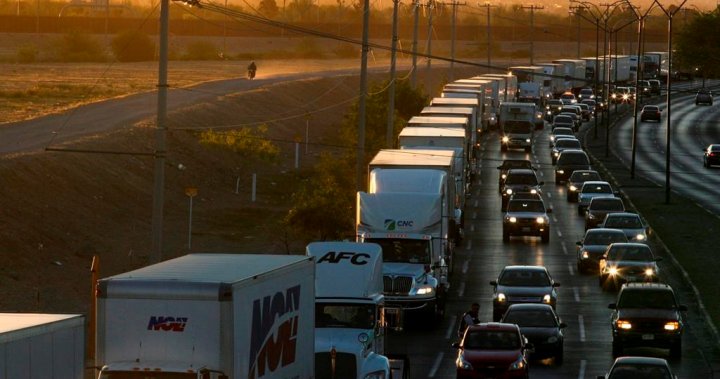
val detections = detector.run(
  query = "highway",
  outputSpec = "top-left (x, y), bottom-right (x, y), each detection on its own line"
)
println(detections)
top-left (386, 102), bottom-right (720, 378)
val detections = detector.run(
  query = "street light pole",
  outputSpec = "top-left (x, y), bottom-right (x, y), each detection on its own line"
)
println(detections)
top-left (411, 0), bottom-right (419, 88)
top-left (356, 0), bottom-right (370, 192)
top-left (521, 4), bottom-right (544, 64)
top-left (387, 0), bottom-right (399, 148)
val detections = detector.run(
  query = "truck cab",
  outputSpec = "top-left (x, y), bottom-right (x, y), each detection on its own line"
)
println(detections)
top-left (307, 242), bottom-right (408, 379)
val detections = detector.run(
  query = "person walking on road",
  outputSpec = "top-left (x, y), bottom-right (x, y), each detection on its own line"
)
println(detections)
top-left (457, 302), bottom-right (480, 339)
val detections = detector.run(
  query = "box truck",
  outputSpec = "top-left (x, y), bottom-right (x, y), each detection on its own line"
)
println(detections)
top-left (356, 192), bottom-right (449, 325)
top-left (535, 62), bottom-right (567, 96)
top-left (498, 102), bottom-right (538, 152)
top-left (0, 313), bottom-right (85, 379)
top-left (479, 73), bottom-right (518, 103)
top-left (553, 59), bottom-right (588, 91)
top-left (306, 242), bottom-right (409, 379)
top-left (96, 254), bottom-right (315, 379)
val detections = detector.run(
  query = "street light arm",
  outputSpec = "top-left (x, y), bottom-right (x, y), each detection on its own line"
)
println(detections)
top-left (655, 0), bottom-right (689, 18)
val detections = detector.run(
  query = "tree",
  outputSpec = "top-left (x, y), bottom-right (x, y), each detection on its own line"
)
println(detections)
top-left (258, 0), bottom-right (279, 18)
top-left (675, 11), bottom-right (720, 80)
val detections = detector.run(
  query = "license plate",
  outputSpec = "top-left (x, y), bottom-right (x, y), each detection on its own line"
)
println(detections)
top-left (521, 227), bottom-right (531, 232)
top-left (642, 334), bottom-right (655, 340)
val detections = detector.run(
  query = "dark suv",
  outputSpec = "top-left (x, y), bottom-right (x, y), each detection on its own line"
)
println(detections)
top-left (608, 283), bottom-right (686, 358)
top-left (696, 89), bottom-right (713, 106)
top-left (555, 149), bottom-right (591, 184)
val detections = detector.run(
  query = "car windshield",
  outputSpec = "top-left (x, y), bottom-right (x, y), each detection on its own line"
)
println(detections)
top-left (570, 171), bottom-right (601, 182)
top-left (553, 129), bottom-right (574, 137)
top-left (561, 94), bottom-right (575, 100)
top-left (556, 139), bottom-right (581, 149)
top-left (505, 121), bottom-right (533, 133)
top-left (498, 269), bottom-right (551, 286)
top-left (463, 330), bottom-right (521, 350)
top-left (559, 153), bottom-right (590, 165)
top-left (710, 145), bottom-right (720, 153)
top-left (590, 199), bottom-right (623, 211)
top-left (501, 160), bottom-right (532, 169)
top-left (643, 106), bottom-right (659, 112)
top-left (580, 89), bottom-right (593, 95)
top-left (605, 216), bottom-right (643, 229)
top-left (503, 308), bottom-right (557, 327)
top-left (582, 183), bottom-right (612, 194)
top-left (366, 238), bottom-right (431, 264)
top-left (508, 200), bottom-right (545, 213)
top-left (607, 246), bottom-right (654, 261)
top-left (584, 232), bottom-right (627, 245)
top-left (316, 303), bottom-right (376, 329)
top-left (617, 289), bottom-right (677, 309)
top-left (554, 116), bottom-right (573, 123)
top-left (505, 173), bottom-right (538, 185)
top-left (608, 364), bottom-right (672, 379)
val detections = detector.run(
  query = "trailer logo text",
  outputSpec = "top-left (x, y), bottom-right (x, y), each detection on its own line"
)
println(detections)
top-left (147, 316), bottom-right (188, 332)
top-left (249, 284), bottom-right (301, 379)
top-left (384, 219), bottom-right (414, 231)
top-left (317, 251), bottom-right (370, 265)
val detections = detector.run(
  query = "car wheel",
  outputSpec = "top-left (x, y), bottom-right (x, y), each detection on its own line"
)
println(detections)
top-left (611, 340), bottom-right (623, 358)
top-left (670, 339), bottom-right (682, 359)
top-left (541, 230), bottom-right (550, 243)
top-left (704, 159), bottom-right (709, 168)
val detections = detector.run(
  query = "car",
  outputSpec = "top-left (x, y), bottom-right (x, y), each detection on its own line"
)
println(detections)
top-left (608, 283), bottom-right (686, 358)
top-left (549, 127), bottom-right (575, 148)
top-left (599, 243), bottom-right (661, 290)
top-left (560, 92), bottom-right (577, 104)
top-left (490, 265), bottom-right (560, 321)
top-left (452, 323), bottom-right (533, 379)
top-left (555, 149), bottom-right (591, 184)
top-left (566, 170), bottom-right (601, 202)
top-left (500, 120), bottom-right (535, 152)
top-left (597, 356), bottom-right (678, 379)
top-left (545, 99), bottom-right (565, 120)
top-left (576, 103), bottom-right (591, 121)
top-left (552, 114), bottom-right (575, 130)
top-left (500, 304), bottom-right (566, 363)
top-left (702, 144), bottom-right (720, 168)
top-left (695, 89), bottom-right (713, 105)
top-left (577, 181), bottom-right (616, 216)
top-left (640, 105), bottom-right (661, 122)
top-left (576, 228), bottom-right (628, 274)
top-left (551, 138), bottom-right (582, 164)
top-left (502, 197), bottom-right (551, 243)
top-left (581, 99), bottom-right (597, 115)
top-left (585, 197), bottom-right (624, 229)
top-left (600, 212), bottom-right (649, 243)
top-left (628, 87), bottom-right (637, 102)
top-left (500, 169), bottom-right (544, 211)
top-left (648, 79), bottom-right (662, 96)
top-left (638, 80), bottom-right (652, 99)
top-left (560, 106), bottom-right (583, 130)
top-left (577, 88), bottom-right (595, 101)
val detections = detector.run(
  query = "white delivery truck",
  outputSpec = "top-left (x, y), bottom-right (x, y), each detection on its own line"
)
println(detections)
top-left (498, 102), bottom-right (537, 152)
top-left (407, 115), bottom-right (475, 170)
top-left (431, 93), bottom-right (493, 130)
top-left (96, 254), bottom-right (315, 379)
top-left (0, 313), bottom-right (85, 379)
top-left (356, 192), bottom-right (449, 326)
top-left (582, 56), bottom-right (606, 87)
top-left (644, 51), bottom-right (669, 79)
top-left (458, 77), bottom-right (501, 127)
top-left (442, 81), bottom-right (490, 133)
top-left (306, 242), bottom-right (409, 379)
top-left (535, 62), bottom-right (567, 96)
top-left (553, 59), bottom-right (588, 91)
top-left (607, 54), bottom-right (631, 84)
top-left (479, 73), bottom-right (518, 103)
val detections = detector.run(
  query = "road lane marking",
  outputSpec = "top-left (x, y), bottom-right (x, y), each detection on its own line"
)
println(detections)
top-left (539, 171), bottom-right (544, 177)
top-left (472, 211), bottom-right (478, 219)
top-left (578, 360), bottom-right (587, 379)
top-left (547, 192), bottom-right (552, 199)
top-left (556, 230), bottom-right (563, 238)
top-left (553, 215), bottom-right (558, 223)
top-left (573, 287), bottom-right (581, 302)
top-left (578, 315), bottom-right (586, 342)
top-left (428, 352), bottom-right (445, 377)
top-left (446, 315), bottom-right (458, 340)
top-left (457, 282), bottom-right (466, 297)
top-left (466, 240), bottom-right (472, 251)
top-left (562, 244), bottom-right (568, 255)
top-left (462, 260), bottom-right (470, 274)
top-left (470, 224), bottom-right (476, 232)
top-left (568, 262), bottom-right (575, 276)
top-left (474, 199), bottom-right (479, 207)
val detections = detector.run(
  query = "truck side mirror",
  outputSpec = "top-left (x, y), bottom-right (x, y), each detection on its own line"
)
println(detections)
top-left (489, 280), bottom-right (497, 286)
top-left (608, 303), bottom-right (616, 310)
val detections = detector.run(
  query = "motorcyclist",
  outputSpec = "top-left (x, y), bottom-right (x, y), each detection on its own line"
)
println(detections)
top-left (247, 61), bottom-right (257, 79)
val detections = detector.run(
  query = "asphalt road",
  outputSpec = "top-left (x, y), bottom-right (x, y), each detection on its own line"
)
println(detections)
top-left (386, 115), bottom-right (720, 378)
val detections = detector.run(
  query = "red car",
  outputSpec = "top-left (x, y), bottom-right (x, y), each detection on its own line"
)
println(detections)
top-left (453, 323), bottom-right (532, 378)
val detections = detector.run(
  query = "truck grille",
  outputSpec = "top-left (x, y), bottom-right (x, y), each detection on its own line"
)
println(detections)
top-left (384, 275), bottom-right (413, 295)
top-left (316, 352), bottom-right (357, 379)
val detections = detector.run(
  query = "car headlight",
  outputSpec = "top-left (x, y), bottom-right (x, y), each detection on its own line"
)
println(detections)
top-left (553, 152), bottom-right (559, 157)
top-left (502, 136), bottom-right (510, 142)
top-left (502, 174), bottom-right (507, 179)
top-left (581, 250), bottom-right (589, 259)
top-left (364, 371), bottom-right (387, 379)
top-left (550, 136), bottom-right (555, 141)
top-left (623, 94), bottom-right (629, 100)
top-left (536, 217), bottom-right (545, 224)
top-left (506, 189), bottom-right (513, 195)
top-left (542, 294), bottom-right (552, 303)
top-left (456, 353), bottom-right (473, 370)
top-left (617, 320), bottom-right (632, 330)
top-left (525, 138), bottom-right (531, 143)
top-left (664, 321), bottom-right (680, 331)
top-left (547, 336), bottom-right (558, 343)
top-left (530, 189), bottom-right (538, 194)
top-left (509, 355), bottom-right (526, 370)
top-left (557, 170), bottom-right (565, 174)
top-left (509, 217), bottom-right (517, 223)
top-left (417, 286), bottom-right (434, 295)
top-left (588, 214), bottom-right (595, 219)
top-left (608, 266), bottom-right (618, 276)
top-left (569, 185), bottom-right (577, 191)
top-left (636, 234), bottom-right (646, 241)
top-left (645, 268), bottom-right (654, 276)
top-left (496, 293), bottom-right (506, 302)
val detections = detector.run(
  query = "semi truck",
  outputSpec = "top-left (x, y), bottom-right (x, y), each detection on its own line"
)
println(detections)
top-left (498, 102), bottom-right (538, 152)
top-left (0, 313), bottom-right (85, 379)
top-left (479, 73), bottom-right (518, 103)
top-left (535, 62), bottom-right (567, 96)
top-left (397, 126), bottom-right (468, 193)
top-left (644, 51), bottom-right (669, 79)
top-left (552, 59), bottom-right (587, 91)
top-left (453, 78), bottom-right (498, 128)
top-left (95, 253), bottom-right (315, 379)
top-left (356, 191), bottom-right (449, 325)
top-left (306, 241), bottom-right (409, 379)
top-left (407, 116), bottom-right (475, 163)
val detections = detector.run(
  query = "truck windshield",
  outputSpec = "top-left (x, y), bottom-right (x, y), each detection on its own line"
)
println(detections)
top-left (503, 121), bottom-right (533, 134)
top-left (100, 373), bottom-right (198, 379)
top-left (316, 303), bottom-right (376, 329)
top-left (365, 238), bottom-right (431, 264)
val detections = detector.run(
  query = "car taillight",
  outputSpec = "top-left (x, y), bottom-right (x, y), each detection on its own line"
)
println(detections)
top-left (710, 153), bottom-right (716, 157)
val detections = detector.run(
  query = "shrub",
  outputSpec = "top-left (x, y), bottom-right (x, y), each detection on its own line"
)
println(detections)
top-left (294, 38), bottom-right (324, 59)
top-left (112, 30), bottom-right (155, 62)
top-left (55, 30), bottom-right (106, 62)
top-left (183, 40), bottom-right (220, 60)
top-left (16, 44), bottom-right (38, 63)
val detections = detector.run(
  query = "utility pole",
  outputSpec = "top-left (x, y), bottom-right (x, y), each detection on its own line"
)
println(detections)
top-left (387, 0), bottom-right (399, 148)
top-left (521, 4), bottom-right (544, 64)
top-left (411, 0), bottom-right (420, 88)
top-left (425, 0), bottom-right (434, 82)
top-left (450, 1), bottom-right (457, 81)
top-left (356, 0), bottom-right (371, 192)
top-left (477, 3), bottom-right (495, 73)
